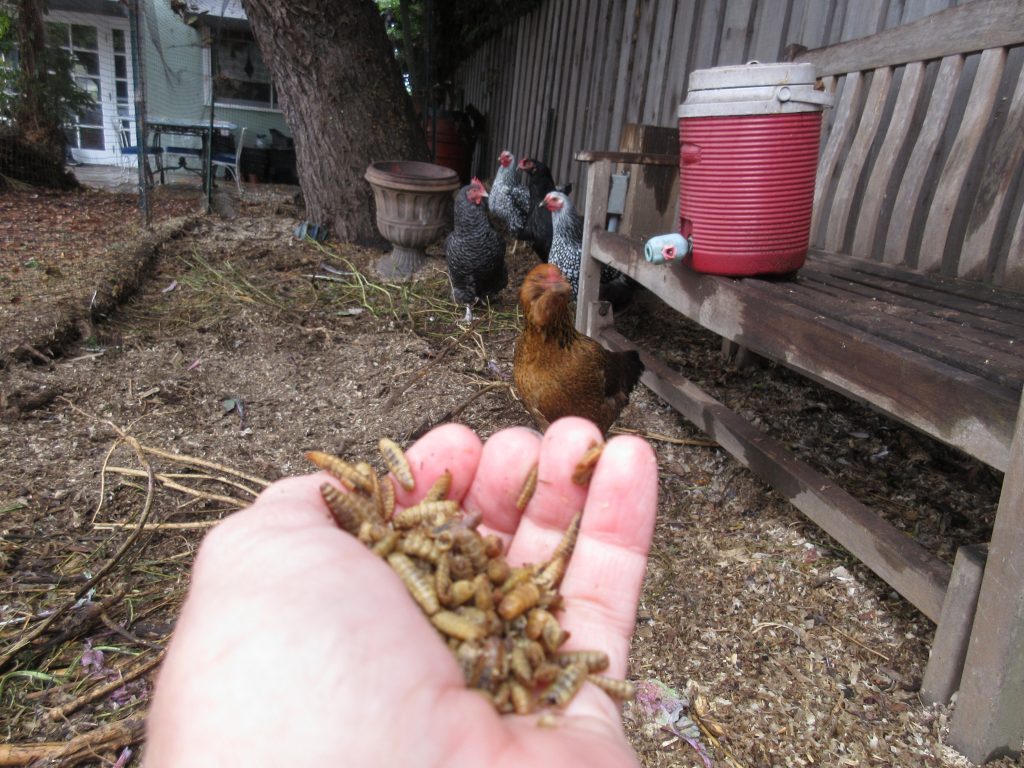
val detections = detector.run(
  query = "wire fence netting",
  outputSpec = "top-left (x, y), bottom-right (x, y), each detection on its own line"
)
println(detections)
top-left (1, 0), bottom-right (296, 219)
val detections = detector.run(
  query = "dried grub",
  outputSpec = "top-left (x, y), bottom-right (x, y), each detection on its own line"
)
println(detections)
top-left (306, 439), bottom-right (633, 715)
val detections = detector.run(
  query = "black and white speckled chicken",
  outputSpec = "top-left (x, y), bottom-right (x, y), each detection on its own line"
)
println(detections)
top-left (445, 178), bottom-right (508, 322)
top-left (543, 190), bottom-right (633, 308)
top-left (489, 150), bottom-right (531, 241)
top-left (517, 157), bottom-right (572, 263)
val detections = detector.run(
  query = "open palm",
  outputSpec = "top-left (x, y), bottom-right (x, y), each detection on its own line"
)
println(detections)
top-left (146, 417), bottom-right (658, 767)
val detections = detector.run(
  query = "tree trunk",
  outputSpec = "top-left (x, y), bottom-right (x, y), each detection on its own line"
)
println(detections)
top-left (15, 0), bottom-right (61, 154)
top-left (240, 0), bottom-right (428, 244)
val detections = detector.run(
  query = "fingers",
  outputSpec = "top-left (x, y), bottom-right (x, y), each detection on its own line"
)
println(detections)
top-left (503, 417), bottom-right (605, 566)
top-left (555, 433), bottom-right (657, 723)
top-left (462, 426), bottom-right (543, 537)
top-left (558, 434), bottom-right (658, 655)
top-left (393, 423), bottom-right (483, 508)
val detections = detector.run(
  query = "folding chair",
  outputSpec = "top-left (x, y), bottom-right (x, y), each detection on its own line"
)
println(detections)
top-left (211, 126), bottom-right (247, 194)
top-left (113, 117), bottom-right (161, 186)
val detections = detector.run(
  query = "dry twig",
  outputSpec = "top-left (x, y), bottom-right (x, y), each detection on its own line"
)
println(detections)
top-left (47, 650), bottom-right (165, 721)
top-left (0, 716), bottom-right (144, 767)
top-left (0, 402), bottom-right (157, 671)
top-left (103, 466), bottom-right (254, 508)
top-left (830, 625), bottom-right (890, 661)
top-left (610, 426), bottom-right (718, 447)
top-left (139, 444), bottom-right (269, 488)
top-left (407, 382), bottom-right (511, 440)
top-left (383, 318), bottom-right (483, 411)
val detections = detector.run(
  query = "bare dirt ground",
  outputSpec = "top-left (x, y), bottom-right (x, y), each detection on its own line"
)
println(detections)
top-left (0, 180), bottom-right (1015, 767)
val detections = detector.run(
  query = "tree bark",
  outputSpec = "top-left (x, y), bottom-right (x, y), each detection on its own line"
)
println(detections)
top-left (240, 0), bottom-right (428, 244)
top-left (15, 0), bottom-right (61, 153)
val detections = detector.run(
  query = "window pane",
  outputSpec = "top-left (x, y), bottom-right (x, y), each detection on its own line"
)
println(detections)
top-left (213, 29), bottom-right (272, 108)
top-left (217, 78), bottom-right (271, 104)
top-left (73, 52), bottom-right (100, 77)
top-left (71, 25), bottom-right (98, 51)
top-left (75, 76), bottom-right (100, 102)
top-left (79, 127), bottom-right (104, 150)
top-left (113, 29), bottom-right (125, 53)
top-left (64, 127), bottom-right (78, 149)
top-left (115, 55), bottom-right (126, 79)
top-left (45, 22), bottom-right (69, 48)
top-left (116, 80), bottom-right (128, 100)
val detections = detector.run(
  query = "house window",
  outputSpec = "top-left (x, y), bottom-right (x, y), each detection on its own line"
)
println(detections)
top-left (45, 21), bottom-right (104, 149)
top-left (211, 27), bottom-right (277, 110)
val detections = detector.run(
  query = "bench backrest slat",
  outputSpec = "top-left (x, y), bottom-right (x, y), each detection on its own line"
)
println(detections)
top-left (962, 65), bottom-right (1024, 284)
top-left (825, 66), bottom-right (893, 253)
top-left (811, 72), bottom-right (862, 240)
top-left (799, 0), bottom-right (1023, 290)
top-left (918, 47), bottom-right (1006, 274)
top-left (881, 55), bottom-right (964, 267)
top-left (852, 61), bottom-right (926, 258)
top-left (799, 0), bottom-right (1024, 76)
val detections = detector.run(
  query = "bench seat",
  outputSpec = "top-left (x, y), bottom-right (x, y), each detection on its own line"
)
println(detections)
top-left (574, 0), bottom-right (1024, 761)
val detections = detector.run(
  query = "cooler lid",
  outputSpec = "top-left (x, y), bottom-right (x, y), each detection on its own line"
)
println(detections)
top-left (679, 61), bottom-right (832, 118)
top-left (688, 61), bottom-right (817, 91)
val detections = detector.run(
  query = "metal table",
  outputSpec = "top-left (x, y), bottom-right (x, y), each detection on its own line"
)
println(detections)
top-left (146, 117), bottom-right (238, 191)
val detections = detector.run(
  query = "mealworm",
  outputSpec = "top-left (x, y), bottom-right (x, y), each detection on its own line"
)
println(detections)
top-left (379, 437), bottom-right (415, 491)
top-left (305, 450), bottom-right (375, 493)
top-left (515, 461), bottom-right (539, 511)
top-left (571, 441), bottom-right (604, 486)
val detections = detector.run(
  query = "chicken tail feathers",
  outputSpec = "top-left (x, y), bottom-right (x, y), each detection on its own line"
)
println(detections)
top-left (605, 350), bottom-right (644, 400)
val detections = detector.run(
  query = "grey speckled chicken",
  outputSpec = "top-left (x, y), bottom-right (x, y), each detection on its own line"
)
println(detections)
top-left (445, 178), bottom-right (508, 322)
top-left (543, 191), bottom-right (633, 308)
top-left (489, 150), bottom-right (531, 239)
top-left (518, 157), bottom-right (570, 263)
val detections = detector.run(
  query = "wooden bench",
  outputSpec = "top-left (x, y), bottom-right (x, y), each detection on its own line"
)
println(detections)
top-left (574, 1), bottom-right (1024, 762)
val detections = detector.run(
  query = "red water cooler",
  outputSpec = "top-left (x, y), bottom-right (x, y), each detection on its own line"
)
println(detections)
top-left (678, 62), bottom-right (832, 276)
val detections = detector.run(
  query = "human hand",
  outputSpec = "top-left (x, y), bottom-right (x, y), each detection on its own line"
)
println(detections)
top-left (145, 417), bottom-right (658, 767)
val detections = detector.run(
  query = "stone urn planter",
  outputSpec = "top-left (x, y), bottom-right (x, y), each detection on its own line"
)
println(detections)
top-left (364, 161), bottom-right (461, 279)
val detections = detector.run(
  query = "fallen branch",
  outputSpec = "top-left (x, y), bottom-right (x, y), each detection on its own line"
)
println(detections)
top-left (0, 716), bottom-right (145, 767)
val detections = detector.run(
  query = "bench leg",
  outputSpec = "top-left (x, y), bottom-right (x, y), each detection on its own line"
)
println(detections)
top-left (920, 544), bottom-right (986, 706)
top-left (575, 159), bottom-right (612, 335)
top-left (720, 338), bottom-right (765, 370)
top-left (948, 391), bottom-right (1024, 763)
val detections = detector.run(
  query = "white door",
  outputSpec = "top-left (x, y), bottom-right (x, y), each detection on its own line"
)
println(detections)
top-left (45, 13), bottom-right (134, 165)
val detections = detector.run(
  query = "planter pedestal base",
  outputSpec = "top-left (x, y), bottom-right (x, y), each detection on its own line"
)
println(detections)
top-left (365, 161), bottom-right (460, 280)
top-left (376, 246), bottom-right (427, 280)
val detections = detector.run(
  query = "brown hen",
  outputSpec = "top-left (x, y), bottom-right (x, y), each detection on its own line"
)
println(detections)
top-left (513, 263), bottom-right (644, 433)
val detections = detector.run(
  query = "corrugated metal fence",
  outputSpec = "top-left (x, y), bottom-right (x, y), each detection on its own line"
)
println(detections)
top-left (451, 0), bottom-right (977, 197)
